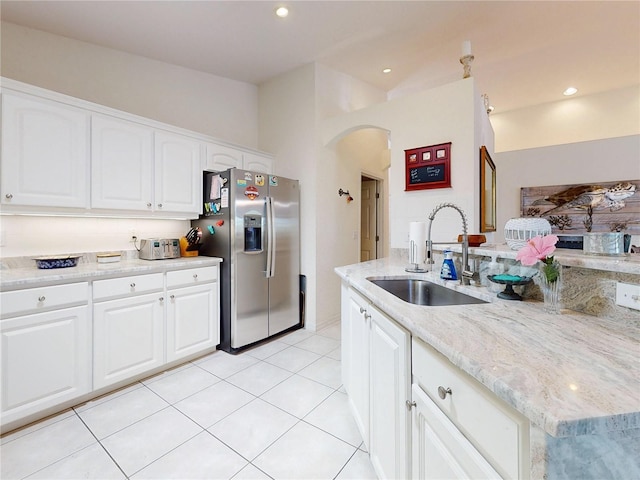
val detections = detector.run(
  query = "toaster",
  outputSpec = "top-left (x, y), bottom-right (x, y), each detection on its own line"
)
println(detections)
top-left (139, 238), bottom-right (180, 260)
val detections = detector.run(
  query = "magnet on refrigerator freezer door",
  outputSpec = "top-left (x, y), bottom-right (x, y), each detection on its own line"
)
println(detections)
top-left (216, 220), bottom-right (224, 227)
top-left (207, 225), bottom-right (215, 235)
top-left (244, 186), bottom-right (259, 200)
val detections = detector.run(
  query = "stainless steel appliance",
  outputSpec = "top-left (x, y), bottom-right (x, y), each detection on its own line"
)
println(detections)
top-left (192, 168), bottom-right (301, 353)
top-left (139, 238), bottom-right (180, 260)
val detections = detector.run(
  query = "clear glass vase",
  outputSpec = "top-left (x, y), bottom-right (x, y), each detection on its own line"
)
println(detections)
top-left (537, 260), bottom-right (562, 314)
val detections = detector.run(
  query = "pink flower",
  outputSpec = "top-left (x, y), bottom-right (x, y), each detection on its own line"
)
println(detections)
top-left (515, 235), bottom-right (559, 266)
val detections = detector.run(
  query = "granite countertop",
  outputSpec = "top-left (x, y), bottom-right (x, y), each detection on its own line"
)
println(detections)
top-left (447, 243), bottom-right (640, 275)
top-left (335, 257), bottom-right (640, 439)
top-left (0, 253), bottom-right (223, 291)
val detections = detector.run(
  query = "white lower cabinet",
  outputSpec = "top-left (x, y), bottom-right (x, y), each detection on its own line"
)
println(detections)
top-left (93, 292), bottom-right (165, 389)
top-left (167, 283), bottom-right (219, 362)
top-left (341, 285), bottom-right (410, 480)
top-left (369, 304), bottom-right (411, 480)
top-left (411, 383), bottom-right (501, 479)
top-left (341, 285), bottom-right (371, 449)
top-left (341, 284), bottom-right (530, 480)
top-left (93, 274), bottom-right (165, 390)
top-left (1, 264), bottom-right (221, 431)
top-left (0, 305), bottom-right (91, 425)
top-left (412, 338), bottom-right (530, 480)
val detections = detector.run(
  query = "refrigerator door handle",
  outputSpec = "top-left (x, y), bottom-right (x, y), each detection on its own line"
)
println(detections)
top-left (265, 196), bottom-right (276, 278)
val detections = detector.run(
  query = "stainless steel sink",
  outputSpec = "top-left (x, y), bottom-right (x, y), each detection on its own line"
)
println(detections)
top-left (367, 277), bottom-right (487, 306)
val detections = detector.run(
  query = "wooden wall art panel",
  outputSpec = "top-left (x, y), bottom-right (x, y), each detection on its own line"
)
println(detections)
top-left (520, 180), bottom-right (639, 234)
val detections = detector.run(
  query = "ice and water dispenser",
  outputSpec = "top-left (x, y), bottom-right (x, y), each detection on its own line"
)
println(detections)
top-left (244, 214), bottom-right (262, 252)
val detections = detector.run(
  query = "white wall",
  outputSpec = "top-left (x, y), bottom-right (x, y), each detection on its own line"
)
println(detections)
top-left (1, 22), bottom-right (259, 147)
top-left (322, 79), bottom-right (489, 247)
top-left (0, 22), bottom-right (259, 259)
top-left (491, 85), bottom-right (640, 153)
top-left (315, 128), bottom-right (389, 327)
top-left (0, 216), bottom-right (187, 258)
top-left (258, 65), bottom-right (320, 329)
top-left (494, 134), bottom-right (640, 242)
top-left (258, 63), bottom-right (389, 330)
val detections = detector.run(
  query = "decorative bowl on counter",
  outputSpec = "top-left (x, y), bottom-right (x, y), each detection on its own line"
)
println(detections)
top-left (504, 217), bottom-right (552, 250)
top-left (34, 255), bottom-right (81, 269)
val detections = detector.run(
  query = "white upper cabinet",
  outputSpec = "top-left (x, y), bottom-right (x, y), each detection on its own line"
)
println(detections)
top-left (204, 142), bottom-right (243, 172)
top-left (1, 79), bottom-right (269, 217)
top-left (154, 130), bottom-right (201, 214)
top-left (205, 142), bottom-right (274, 174)
top-left (1, 92), bottom-right (89, 208)
top-left (91, 114), bottom-right (154, 211)
top-left (243, 151), bottom-right (274, 174)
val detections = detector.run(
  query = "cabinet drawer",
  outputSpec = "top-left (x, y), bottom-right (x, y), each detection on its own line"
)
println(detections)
top-left (93, 273), bottom-right (163, 300)
top-left (166, 266), bottom-right (217, 288)
top-left (1, 283), bottom-right (88, 319)
top-left (412, 338), bottom-right (529, 479)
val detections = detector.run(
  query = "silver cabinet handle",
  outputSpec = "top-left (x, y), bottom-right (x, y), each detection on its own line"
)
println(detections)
top-left (130, 283), bottom-right (136, 288)
top-left (193, 274), bottom-right (198, 279)
top-left (170, 294), bottom-right (175, 300)
top-left (147, 202), bottom-right (152, 208)
top-left (38, 295), bottom-right (46, 302)
top-left (364, 313), bottom-right (371, 320)
top-left (159, 297), bottom-right (164, 302)
top-left (157, 203), bottom-right (163, 208)
top-left (405, 400), bottom-right (417, 410)
top-left (359, 306), bottom-right (366, 314)
top-left (438, 386), bottom-right (452, 399)
top-left (5, 193), bottom-right (13, 200)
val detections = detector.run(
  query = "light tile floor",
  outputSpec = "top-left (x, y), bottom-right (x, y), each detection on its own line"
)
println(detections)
top-left (0, 323), bottom-right (378, 480)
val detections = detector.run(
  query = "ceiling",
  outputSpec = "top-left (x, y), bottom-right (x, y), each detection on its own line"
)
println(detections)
top-left (2, 1), bottom-right (639, 113)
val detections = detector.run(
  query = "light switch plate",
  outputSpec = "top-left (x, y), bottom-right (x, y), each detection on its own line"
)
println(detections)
top-left (616, 282), bottom-right (640, 311)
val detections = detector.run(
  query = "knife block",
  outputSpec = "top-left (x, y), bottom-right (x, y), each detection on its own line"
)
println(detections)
top-left (179, 237), bottom-right (199, 257)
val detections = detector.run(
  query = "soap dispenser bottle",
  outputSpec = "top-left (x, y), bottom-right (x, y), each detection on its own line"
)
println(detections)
top-left (440, 250), bottom-right (457, 280)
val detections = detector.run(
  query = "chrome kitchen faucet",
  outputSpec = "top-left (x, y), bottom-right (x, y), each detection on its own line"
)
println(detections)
top-left (426, 202), bottom-right (480, 286)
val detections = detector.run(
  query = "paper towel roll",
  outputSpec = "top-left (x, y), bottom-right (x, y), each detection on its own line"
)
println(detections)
top-left (409, 222), bottom-right (427, 264)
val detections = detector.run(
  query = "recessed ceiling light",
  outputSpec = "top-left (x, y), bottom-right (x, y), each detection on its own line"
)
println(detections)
top-left (563, 87), bottom-right (578, 96)
top-left (275, 6), bottom-right (289, 18)
top-left (382, 68), bottom-right (392, 74)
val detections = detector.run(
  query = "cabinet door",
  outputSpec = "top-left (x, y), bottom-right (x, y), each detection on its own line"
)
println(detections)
top-left (369, 306), bottom-right (411, 480)
top-left (1, 92), bottom-right (89, 208)
top-left (166, 283), bottom-right (219, 362)
top-left (93, 293), bottom-right (164, 389)
top-left (411, 384), bottom-right (502, 480)
top-left (243, 151), bottom-right (274, 174)
top-left (1, 306), bottom-right (91, 425)
top-left (154, 131), bottom-right (201, 214)
top-left (204, 142), bottom-right (243, 172)
top-left (91, 114), bottom-right (153, 211)
top-left (342, 286), bottom-right (371, 449)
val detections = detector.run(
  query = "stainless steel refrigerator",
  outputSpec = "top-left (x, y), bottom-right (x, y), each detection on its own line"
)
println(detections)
top-left (193, 168), bottom-right (301, 353)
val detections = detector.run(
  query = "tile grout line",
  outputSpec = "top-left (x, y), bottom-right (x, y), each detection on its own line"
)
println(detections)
top-left (73, 409), bottom-right (130, 480)
top-left (331, 443), bottom-right (363, 480)
top-left (2, 330), bottom-right (348, 480)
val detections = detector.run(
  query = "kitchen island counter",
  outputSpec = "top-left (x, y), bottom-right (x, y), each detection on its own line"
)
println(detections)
top-left (336, 256), bottom-right (639, 439)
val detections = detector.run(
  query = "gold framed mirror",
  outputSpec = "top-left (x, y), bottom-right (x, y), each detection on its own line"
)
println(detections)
top-left (480, 146), bottom-right (496, 232)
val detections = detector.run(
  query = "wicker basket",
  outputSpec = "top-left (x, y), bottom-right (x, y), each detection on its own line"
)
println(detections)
top-left (504, 217), bottom-right (552, 250)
